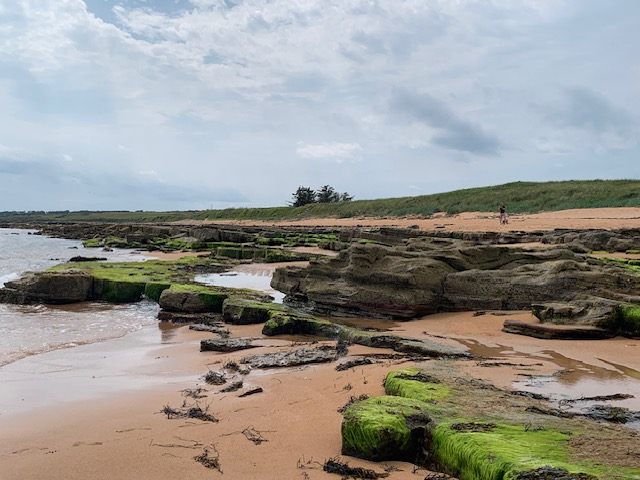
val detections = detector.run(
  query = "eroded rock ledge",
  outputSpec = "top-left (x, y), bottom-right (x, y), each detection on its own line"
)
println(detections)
top-left (272, 238), bottom-right (640, 336)
top-left (341, 367), bottom-right (639, 479)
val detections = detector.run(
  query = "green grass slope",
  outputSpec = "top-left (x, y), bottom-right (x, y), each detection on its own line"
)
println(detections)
top-left (1, 180), bottom-right (638, 223)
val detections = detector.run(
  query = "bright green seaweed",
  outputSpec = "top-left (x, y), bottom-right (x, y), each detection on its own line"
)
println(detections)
top-left (617, 304), bottom-right (640, 337)
top-left (47, 256), bottom-right (265, 305)
top-left (433, 423), bottom-right (589, 480)
top-left (341, 396), bottom-right (431, 461)
top-left (363, 368), bottom-right (640, 480)
top-left (384, 368), bottom-right (451, 403)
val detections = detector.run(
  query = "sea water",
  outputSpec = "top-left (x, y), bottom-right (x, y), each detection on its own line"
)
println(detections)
top-left (0, 228), bottom-right (158, 366)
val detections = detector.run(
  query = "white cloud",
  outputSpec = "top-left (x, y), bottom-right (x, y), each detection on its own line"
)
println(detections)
top-left (296, 142), bottom-right (363, 162)
top-left (139, 169), bottom-right (159, 178)
top-left (0, 0), bottom-right (637, 209)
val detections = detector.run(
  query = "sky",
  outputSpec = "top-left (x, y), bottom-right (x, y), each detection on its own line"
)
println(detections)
top-left (0, 0), bottom-right (639, 211)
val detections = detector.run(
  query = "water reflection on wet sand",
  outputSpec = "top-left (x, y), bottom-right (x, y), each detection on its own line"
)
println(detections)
top-left (385, 311), bottom-right (640, 411)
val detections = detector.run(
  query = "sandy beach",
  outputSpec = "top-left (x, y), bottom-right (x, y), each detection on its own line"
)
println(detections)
top-left (180, 207), bottom-right (640, 232)
top-left (1, 309), bottom-right (639, 479)
top-left (1, 210), bottom-right (639, 479)
top-left (0, 323), bottom-right (429, 480)
top-left (3, 0), bottom-right (639, 476)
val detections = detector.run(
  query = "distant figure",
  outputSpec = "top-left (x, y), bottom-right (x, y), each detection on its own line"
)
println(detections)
top-left (499, 204), bottom-right (508, 225)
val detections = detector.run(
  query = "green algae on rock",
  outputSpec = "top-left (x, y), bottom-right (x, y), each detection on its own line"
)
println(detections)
top-left (143, 282), bottom-right (171, 302)
top-left (159, 284), bottom-right (229, 313)
top-left (0, 270), bottom-right (93, 304)
top-left (262, 311), bottom-right (342, 337)
top-left (0, 255), bottom-right (273, 307)
top-left (616, 304), bottom-right (640, 337)
top-left (222, 298), bottom-right (287, 325)
top-left (384, 368), bottom-right (450, 403)
top-left (341, 395), bottom-right (433, 462)
top-left (93, 277), bottom-right (146, 303)
top-left (431, 422), bottom-right (598, 480)
top-left (337, 367), bottom-right (640, 480)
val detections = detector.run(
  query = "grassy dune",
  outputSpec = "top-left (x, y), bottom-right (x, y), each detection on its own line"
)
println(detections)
top-left (1, 180), bottom-right (638, 223)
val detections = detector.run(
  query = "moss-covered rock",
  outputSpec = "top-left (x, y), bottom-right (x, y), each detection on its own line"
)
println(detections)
top-left (144, 282), bottom-right (171, 302)
top-left (214, 246), bottom-right (254, 260)
top-left (93, 278), bottom-right (146, 303)
top-left (262, 312), bottom-right (342, 337)
top-left (49, 256), bottom-right (226, 286)
top-left (103, 236), bottom-right (130, 248)
top-left (341, 395), bottom-right (433, 462)
top-left (431, 422), bottom-right (597, 480)
top-left (369, 368), bottom-right (640, 480)
top-left (0, 271), bottom-right (93, 304)
top-left (384, 368), bottom-right (450, 403)
top-left (212, 245), bottom-right (311, 262)
top-left (616, 304), bottom-right (640, 337)
top-left (222, 298), bottom-right (285, 325)
top-left (82, 238), bottom-right (102, 248)
top-left (159, 284), bottom-right (228, 313)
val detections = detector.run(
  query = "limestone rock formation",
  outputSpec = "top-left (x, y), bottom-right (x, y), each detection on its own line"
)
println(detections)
top-left (272, 238), bottom-right (640, 333)
top-left (159, 288), bottom-right (227, 313)
top-left (0, 271), bottom-right (93, 304)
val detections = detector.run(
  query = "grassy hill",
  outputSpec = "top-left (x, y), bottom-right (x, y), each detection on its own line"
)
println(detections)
top-left (1, 180), bottom-right (638, 223)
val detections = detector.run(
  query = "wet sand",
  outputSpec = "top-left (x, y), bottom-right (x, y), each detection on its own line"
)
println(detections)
top-left (179, 207), bottom-right (640, 232)
top-left (2, 207), bottom-right (640, 478)
top-left (2, 311), bottom-right (639, 479)
top-left (391, 312), bottom-right (640, 411)
top-left (0, 323), bottom-right (429, 480)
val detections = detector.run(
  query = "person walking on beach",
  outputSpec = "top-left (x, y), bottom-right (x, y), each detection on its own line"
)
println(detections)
top-left (499, 204), bottom-right (508, 225)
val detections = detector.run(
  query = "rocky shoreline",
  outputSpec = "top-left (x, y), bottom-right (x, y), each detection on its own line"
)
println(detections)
top-left (1, 221), bottom-right (639, 479)
top-left (272, 236), bottom-right (640, 338)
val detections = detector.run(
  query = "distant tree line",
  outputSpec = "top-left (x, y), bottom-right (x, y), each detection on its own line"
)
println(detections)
top-left (290, 185), bottom-right (353, 207)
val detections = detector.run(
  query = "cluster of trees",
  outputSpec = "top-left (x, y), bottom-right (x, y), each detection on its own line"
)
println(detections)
top-left (290, 185), bottom-right (353, 207)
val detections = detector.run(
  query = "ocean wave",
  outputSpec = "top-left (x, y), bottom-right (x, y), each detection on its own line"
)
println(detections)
top-left (0, 271), bottom-right (19, 288)
top-left (0, 327), bottom-right (147, 368)
top-left (0, 301), bottom-right (159, 369)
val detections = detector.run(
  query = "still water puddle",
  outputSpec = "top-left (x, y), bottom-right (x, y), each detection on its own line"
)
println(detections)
top-left (457, 338), bottom-right (640, 412)
top-left (194, 270), bottom-right (285, 303)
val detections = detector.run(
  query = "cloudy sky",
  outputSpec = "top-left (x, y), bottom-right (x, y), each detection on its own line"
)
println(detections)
top-left (0, 0), bottom-right (638, 211)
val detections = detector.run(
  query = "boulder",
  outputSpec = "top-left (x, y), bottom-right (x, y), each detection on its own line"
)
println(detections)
top-left (0, 271), bottom-right (93, 304)
top-left (241, 345), bottom-right (341, 369)
top-left (92, 278), bottom-right (145, 303)
top-left (159, 286), bottom-right (228, 313)
top-left (222, 298), bottom-right (284, 325)
top-left (262, 312), bottom-right (342, 337)
top-left (271, 241), bottom-right (455, 318)
top-left (341, 395), bottom-right (433, 461)
top-left (531, 299), bottom-right (619, 327)
top-left (200, 338), bottom-right (258, 353)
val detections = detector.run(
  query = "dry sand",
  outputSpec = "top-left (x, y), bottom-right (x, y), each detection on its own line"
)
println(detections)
top-left (142, 250), bottom-right (212, 261)
top-left (180, 207), bottom-right (640, 232)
